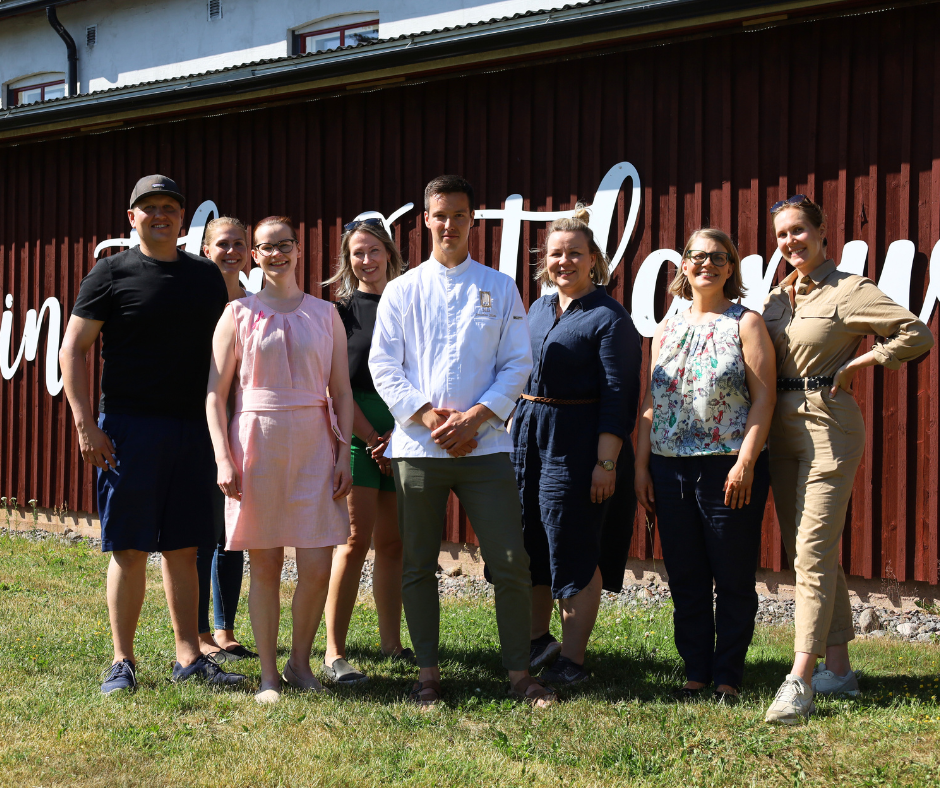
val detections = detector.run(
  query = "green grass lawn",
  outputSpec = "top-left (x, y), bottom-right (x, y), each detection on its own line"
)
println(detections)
top-left (0, 531), bottom-right (937, 788)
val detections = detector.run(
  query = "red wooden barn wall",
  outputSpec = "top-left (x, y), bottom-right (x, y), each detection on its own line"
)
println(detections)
top-left (1, 3), bottom-right (938, 583)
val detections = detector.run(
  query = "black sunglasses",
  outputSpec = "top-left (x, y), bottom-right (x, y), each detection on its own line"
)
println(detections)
top-left (770, 194), bottom-right (807, 214)
top-left (344, 217), bottom-right (384, 233)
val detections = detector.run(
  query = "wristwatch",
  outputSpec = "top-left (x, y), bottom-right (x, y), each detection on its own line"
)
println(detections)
top-left (596, 459), bottom-right (616, 472)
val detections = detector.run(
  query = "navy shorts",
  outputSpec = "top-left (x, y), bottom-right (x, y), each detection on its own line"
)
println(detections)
top-left (97, 412), bottom-right (219, 553)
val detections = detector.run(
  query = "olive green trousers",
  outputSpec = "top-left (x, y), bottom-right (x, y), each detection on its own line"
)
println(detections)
top-left (392, 453), bottom-right (532, 671)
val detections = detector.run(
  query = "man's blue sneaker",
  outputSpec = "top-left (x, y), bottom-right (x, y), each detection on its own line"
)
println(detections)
top-left (171, 653), bottom-right (246, 686)
top-left (101, 658), bottom-right (137, 695)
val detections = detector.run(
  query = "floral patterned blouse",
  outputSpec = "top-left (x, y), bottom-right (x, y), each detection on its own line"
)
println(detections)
top-left (650, 304), bottom-right (751, 457)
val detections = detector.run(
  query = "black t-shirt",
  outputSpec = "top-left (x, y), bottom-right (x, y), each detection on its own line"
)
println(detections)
top-left (336, 289), bottom-right (381, 393)
top-left (71, 246), bottom-right (228, 419)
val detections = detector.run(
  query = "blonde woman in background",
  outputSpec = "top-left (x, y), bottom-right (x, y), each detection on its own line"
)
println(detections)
top-left (195, 217), bottom-right (257, 663)
top-left (322, 218), bottom-right (413, 685)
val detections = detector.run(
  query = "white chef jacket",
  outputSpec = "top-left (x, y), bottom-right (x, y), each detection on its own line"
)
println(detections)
top-left (369, 255), bottom-right (532, 459)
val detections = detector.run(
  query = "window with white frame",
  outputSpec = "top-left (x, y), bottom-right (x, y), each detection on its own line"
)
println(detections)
top-left (297, 14), bottom-right (379, 54)
top-left (8, 73), bottom-right (67, 106)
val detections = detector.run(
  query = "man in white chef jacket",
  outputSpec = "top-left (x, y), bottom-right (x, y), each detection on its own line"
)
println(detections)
top-left (369, 175), bottom-right (555, 707)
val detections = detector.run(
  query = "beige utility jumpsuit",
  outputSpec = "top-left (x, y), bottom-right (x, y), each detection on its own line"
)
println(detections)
top-left (762, 259), bottom-right (934, 656)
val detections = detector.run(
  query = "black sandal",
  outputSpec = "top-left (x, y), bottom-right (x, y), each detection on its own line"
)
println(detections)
top-left (672, 686), bottom-right (704, 701)
top-left (408, 679), bottom-right (442, 706)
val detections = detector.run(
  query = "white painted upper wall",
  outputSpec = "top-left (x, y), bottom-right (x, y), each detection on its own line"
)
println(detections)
top-left (0, 0), bottom-right (575, 106)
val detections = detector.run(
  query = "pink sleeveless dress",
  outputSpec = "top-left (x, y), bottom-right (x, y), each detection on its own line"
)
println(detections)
top-left (225, 293), bottom-right (350, 550)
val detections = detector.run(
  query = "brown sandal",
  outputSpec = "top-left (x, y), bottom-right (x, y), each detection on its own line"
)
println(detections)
top-left (408, 679), bottom-right (442, 707)
top-left (508, 676), bottom-right (557, 707)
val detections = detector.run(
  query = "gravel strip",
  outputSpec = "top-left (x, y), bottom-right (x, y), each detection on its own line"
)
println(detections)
top-left (6, 527), bottom-right (939, 643)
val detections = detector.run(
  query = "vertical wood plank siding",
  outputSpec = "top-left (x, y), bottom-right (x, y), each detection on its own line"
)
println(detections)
top-left (1, 5), bottom-right (938, 583)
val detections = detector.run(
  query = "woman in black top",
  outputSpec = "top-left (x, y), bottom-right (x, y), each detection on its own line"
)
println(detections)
top-left (322, 219), bottom-right (412, 684)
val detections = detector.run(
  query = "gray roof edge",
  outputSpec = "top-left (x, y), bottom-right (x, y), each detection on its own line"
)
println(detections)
top-left (0, 0), bottom-right (812, 131)
top-left (0, 0), bottom-right (82, 21)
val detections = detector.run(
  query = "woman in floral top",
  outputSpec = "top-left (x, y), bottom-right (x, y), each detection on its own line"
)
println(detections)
top-left (635, 228), bottom-right (776, 704)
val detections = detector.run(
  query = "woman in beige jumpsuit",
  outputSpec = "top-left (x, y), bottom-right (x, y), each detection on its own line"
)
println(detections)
top-left (761, 196), bottom-right (934, 725)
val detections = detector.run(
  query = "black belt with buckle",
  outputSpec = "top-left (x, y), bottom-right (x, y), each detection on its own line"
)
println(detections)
top-left (777, 376), bottom-right (833, 391)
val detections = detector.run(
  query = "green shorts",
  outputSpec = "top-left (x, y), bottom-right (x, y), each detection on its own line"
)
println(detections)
top-left (350, 389), bottom-right (397, 492)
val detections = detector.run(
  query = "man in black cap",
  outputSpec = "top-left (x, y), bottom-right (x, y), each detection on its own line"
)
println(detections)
top-left (60, 175), bottom-right (245, 693)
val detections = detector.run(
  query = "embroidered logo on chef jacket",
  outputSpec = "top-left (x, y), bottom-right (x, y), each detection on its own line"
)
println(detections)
top-left (474, 290), bottom-right (498, 320)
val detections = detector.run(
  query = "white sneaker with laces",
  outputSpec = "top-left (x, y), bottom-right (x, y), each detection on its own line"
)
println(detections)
top-left (765, 674), bottom-right (815, 725)
top-left (812, 662), bottom-right (860, 697)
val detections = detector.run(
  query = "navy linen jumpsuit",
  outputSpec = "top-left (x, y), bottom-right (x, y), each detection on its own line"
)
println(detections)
top-left (510, 286), bottom-right (642, 598)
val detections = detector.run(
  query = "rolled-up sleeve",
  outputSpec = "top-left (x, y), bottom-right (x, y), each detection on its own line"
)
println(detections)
top-left (477, 284), bottom-right (532, 427)
top-left (368, 283), bottom-right (430, 425)
top-left (596, 314), bottom-right (642, 437)
top-left (845, 280), bottom-right (935, 370)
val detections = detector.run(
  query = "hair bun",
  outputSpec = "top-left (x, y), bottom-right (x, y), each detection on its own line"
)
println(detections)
top-left (573, 204), bottom-right (591, 225)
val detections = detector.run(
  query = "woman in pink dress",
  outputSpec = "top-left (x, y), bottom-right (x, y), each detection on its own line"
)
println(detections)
top-left (207, 216), bottom-right (353, 704)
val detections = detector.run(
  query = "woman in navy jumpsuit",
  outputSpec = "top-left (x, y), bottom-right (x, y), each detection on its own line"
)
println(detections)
top-left (512, 208), bottom-right (641, 685)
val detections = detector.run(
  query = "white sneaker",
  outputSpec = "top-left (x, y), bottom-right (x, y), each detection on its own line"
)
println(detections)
top-left (765, 674), bottom-right (815, 725)
top-left (812, 662), bottom-right (860, 697)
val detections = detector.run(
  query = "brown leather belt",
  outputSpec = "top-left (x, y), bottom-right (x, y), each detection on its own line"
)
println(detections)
top-left (520, 394), bottom-right (600, 405)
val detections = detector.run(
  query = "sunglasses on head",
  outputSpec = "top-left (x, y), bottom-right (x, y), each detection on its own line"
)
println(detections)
top-left (344, 217), bottom-right (384, 233)
top-left (770, 194), bottom-right (807, 214)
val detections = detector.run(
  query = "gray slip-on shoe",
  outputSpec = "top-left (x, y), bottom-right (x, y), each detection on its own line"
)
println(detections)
top-left (323, 657), bottom-right (369, 685)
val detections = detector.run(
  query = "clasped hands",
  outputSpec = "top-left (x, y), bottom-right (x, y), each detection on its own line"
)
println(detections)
top-left (417, 405), bottom-right (485, 457)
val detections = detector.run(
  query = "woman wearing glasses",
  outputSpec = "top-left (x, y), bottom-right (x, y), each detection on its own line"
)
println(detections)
top-left (321, 218), bottom-right (412, 685)
top-left (206, 216), bottom-right (353, 703)
top-left (635, 228), bottom-right (776, 704)
top-left (761, 196), bottom-right (933, 724)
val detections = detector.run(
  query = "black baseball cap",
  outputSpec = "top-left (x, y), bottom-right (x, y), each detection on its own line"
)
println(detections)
top-left (129, 175), bottom-right (185, 209)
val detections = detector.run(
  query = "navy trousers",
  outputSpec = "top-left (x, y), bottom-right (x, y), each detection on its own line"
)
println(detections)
top-left (651, 451), bottom-right (770, 690)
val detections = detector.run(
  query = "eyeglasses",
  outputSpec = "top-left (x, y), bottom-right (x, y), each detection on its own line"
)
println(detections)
top-left (770, 194), bottom-right (807, 214)
top-left (344, 217), bottom-right (384, 233)
top-left (253, 239), bottom-right (297, 256)
top-left (684, 250), bottom-right (731, 266)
